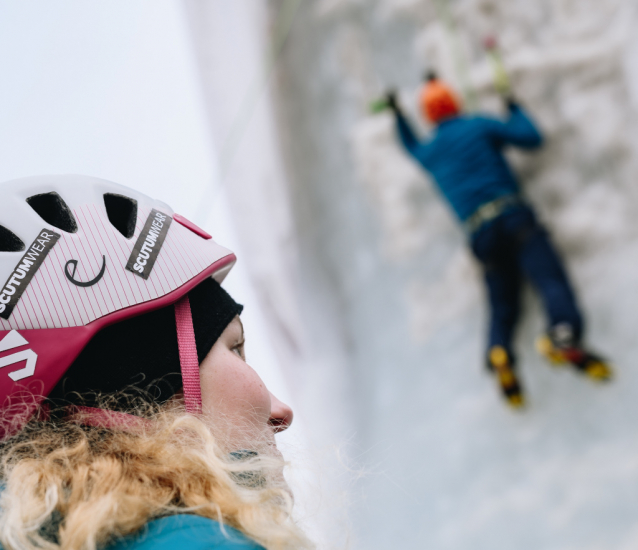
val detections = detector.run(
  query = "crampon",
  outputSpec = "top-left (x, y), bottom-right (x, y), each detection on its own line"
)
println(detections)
top-left (536, 335), bottom-right (613, 381)
top-left (488, 346), bottom-right (525, 408)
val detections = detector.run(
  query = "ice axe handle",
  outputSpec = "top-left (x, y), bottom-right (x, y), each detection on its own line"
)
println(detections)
top-left (369, 98), bottom-right (391, 114)
top-left (486, 47), bottom-right (511, 97)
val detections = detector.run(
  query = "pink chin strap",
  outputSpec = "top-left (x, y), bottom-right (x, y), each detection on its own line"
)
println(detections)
top-left (174, 295), bottom-right (203, 415)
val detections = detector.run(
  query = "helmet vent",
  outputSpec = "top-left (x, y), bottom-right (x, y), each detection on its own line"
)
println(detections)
top-left (0, 226), bottom-right (25, 252)
top-left (104, 193), bottom-right (138, 239)
top-left (26, 192), bottom-right (78, 233)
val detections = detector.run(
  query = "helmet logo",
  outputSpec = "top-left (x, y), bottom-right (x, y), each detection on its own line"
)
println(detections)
top-left (0, 230), bottom-right (60, 320)
top-left (65, 255), bottom-right (107, 288)
top-left (0, 330), bottom-right (37, 381)
top-left (125, 209), bottom-right (172, 280)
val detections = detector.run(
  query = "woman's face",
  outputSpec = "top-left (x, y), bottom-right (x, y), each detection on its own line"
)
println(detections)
top-left (199, 316), bottom-right (293, 452)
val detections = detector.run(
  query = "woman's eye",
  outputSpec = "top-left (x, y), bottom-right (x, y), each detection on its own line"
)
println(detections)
top-left (232, 343), bottom-right (246, 360)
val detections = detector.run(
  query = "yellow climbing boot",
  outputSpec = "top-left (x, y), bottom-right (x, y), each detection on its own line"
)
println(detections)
top-left (536, 333), bottom-right (613, 382)
top-left (581, 358), bottom-right (613, 381)
top-left (535, 335), bottom-right (566, 366)
top-left (488, 346), bottom-right (525, 408)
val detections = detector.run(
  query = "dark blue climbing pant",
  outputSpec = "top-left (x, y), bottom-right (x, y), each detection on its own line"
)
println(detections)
top-left (470, 204), bottom-right (583, 363)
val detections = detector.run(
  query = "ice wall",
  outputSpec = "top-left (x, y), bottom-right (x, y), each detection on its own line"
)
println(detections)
top-left (181, 2), bottom-right (356, 547)
top-left (269, 0), bottom-right (638, 548)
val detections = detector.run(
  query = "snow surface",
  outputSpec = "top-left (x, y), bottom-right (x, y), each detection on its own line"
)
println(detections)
top-left (264, 0), bottom-right (638, 548)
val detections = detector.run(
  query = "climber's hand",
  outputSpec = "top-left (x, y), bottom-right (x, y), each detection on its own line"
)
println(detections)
top-left (505, 95), bottom-right (519, 110)
top-left (385, 90), bottom-right (399, 112)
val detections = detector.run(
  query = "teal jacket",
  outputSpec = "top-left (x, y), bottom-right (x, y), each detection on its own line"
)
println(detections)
top-left (0, 515), bottom-right (264, 550)
top-left (106, 516), bottom-right (265, 550)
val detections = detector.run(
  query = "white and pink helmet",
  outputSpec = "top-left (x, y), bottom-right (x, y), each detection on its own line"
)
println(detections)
top-left (0, 175), bottom-right (236, 432)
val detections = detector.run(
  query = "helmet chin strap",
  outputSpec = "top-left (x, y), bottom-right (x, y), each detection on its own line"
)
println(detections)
top-left (174, 296), bottom-right (203, 415)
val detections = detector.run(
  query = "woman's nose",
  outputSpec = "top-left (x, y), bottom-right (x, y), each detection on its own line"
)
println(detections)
top-left (268, 392), bottom-right (293, 433)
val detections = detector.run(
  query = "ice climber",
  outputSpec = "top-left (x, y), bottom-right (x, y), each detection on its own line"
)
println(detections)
top-left (0, 176), bottom-right (311, 550)
top-left (386, 73), bottom-right (612, 407)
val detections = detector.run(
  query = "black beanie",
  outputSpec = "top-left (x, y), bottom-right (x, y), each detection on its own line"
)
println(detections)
top-left (48, 278), bottom-right (243, 407)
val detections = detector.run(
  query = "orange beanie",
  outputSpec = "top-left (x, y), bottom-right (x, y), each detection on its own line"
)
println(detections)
top-left (420, 79), bottom-right (461, 123)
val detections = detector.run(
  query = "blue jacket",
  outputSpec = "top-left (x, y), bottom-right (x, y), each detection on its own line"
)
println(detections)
top-left (394, 104), bottom-right (543, 221)
top-left (105, 516), bottom-right (265, 550)
top-left (0, 515), bottom-right (265, 550)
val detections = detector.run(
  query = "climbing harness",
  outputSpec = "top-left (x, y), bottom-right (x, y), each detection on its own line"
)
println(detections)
top-left (464, 194), bottom-right (523, 234)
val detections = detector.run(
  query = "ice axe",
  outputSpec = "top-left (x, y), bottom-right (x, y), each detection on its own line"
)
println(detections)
top-left (484, 36), bottom-right (511, 97)
top-left (368, 88), bottom-right (400, 115)
top-left (368, 72), bottom-right (436, 115)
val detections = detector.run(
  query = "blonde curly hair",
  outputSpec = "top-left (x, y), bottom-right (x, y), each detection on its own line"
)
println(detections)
top-left (0, 399), bottom-right (312, 550)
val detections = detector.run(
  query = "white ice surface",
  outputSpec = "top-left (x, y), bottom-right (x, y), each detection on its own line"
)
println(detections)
top-left (266, 0), bottom-right (638, 548)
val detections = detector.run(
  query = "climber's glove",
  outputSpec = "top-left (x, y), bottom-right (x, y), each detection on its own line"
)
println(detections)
top-left (385, 89), bottom-right (401, 114)
top-left (505, 95), bottom-right (519, 111)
